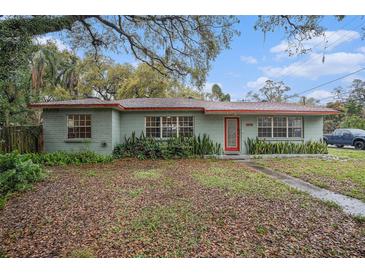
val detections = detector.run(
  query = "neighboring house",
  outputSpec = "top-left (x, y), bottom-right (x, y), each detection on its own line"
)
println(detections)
top-left (29, 98), bottom-right (338, 155)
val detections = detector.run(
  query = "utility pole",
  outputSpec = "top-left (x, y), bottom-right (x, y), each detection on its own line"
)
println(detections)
top-left (301, 96), bottom-right (306, 105)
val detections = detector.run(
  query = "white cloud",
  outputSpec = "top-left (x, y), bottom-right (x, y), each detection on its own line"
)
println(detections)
top-left (357, 46), bottom-right (365, 53)
top-left (306, 89), bottom-right (333, 100)
top-left (261, 52), bottom-right (365, 79)
top-left (270, 30), bottom-right (360, 55)
top-left (245, 76), bottom-right (269, 89)
top-left (35, 36), bottom-right (70, 51)
top-left (240, 55), bottom-right (257, 64)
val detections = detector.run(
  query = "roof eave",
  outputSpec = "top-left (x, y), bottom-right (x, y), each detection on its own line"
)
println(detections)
top-left (204, 109), bottom-right (339, 115)
top-left (28, 103), bottom-right (125, 111)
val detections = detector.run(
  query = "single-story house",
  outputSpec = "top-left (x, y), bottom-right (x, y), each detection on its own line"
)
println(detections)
top-left (29, 98), bottom-right (338, 155)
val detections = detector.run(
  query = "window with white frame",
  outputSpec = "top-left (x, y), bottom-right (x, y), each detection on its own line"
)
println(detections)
top-left (145, 116), bottom-right (161, 138)
top-left (178, 116), bottom-right (194, 137)
top-left (145, 116), bottom-right (194, 138)
top-left (67, 114), bottom-right (91, 139)
top-left (162, 116), bottom-right (178, 138)
top-left (258, 117), bottom-right (272, 137)
top-left (273, 117), bottom-right (287, 137)
top-left (258, 116), bottom-right (303, 138)
top-left (288, 117), bottom-right (303, 137)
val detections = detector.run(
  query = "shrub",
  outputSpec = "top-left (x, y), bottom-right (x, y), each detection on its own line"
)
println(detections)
top-left (23, 151), bottom-right (113, 166)
top-left (113, 132), bottom-right (222, 159)
top-left (0, 151), bottom-right (44, 198)
top-left (245, 138), bottom-right (328, 155)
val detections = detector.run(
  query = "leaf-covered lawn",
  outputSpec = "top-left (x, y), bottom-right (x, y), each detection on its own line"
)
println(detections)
top-left (255, 156), bottom-right (365, 202)
top-left (0, 159), bottom-right (364, 257)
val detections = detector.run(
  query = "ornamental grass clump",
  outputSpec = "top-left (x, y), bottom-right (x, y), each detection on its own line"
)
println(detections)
top-left (113, 132), bottom-right (222, 159)
top-left (245, 137), bottom-right (328, 155)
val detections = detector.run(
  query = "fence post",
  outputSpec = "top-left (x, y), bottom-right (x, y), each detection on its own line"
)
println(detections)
top-left (0, 125), bottom-right (43, 153)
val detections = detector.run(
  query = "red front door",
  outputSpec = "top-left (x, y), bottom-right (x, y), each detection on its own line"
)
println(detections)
top-left (224, 117), bottom-right (240, 152)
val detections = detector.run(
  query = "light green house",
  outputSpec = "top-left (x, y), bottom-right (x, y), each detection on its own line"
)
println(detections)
top-left (30, 98), bottom-right (338, 155)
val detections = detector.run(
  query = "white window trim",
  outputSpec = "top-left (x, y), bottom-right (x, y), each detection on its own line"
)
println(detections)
top-left (145, 115), bottom-right (194, 139)
top-left (257, 116), bottom-right (303, 139)
top-left (66, 114), bottom-right (92, 140)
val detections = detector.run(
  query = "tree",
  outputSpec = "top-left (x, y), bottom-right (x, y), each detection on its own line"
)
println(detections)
top-left (78, 55), bottom-right (133, 100)
top-left (348, 79), bottom-right (365, 107)
top-left (247, 80), bottom-right (291, 102)
top-left (0, 21), bottom-right (35, 126)
top-left (1, 16), bottom-right (239, 88)
top-left (118, 63), bottom-right (179, 99)
top-left (341, 115), bottom-right (365, 130)
top-left (30, 42), bottom-right (81, 102)
top-left (207, 84), bottom-right (230, 101)
top-left (254, 16), bottom-right (345, 56)
top-left (300, 96), bottom-right (319, 106)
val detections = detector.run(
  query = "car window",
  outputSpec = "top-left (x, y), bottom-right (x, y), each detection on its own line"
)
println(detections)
top-left (334, 129), bottom-right (343, 136)
top-left (350, 129), bottom-right (365, 135)
top-left (343, 130), bottom-right (351, 136)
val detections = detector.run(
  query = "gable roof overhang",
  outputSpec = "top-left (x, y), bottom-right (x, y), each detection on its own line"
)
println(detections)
top-left (28, 98), bottom-right (340, 116)
top-left (203, 109), bottom-right (338, 115)
top-left (29, 103), bottom-right (125, 111)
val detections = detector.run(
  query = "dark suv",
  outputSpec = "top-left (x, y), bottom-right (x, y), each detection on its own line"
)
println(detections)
top-left (324, 129), bottom-right (365, 150)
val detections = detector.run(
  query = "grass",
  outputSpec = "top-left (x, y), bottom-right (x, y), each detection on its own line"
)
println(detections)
top-left (255, 155), bottom-right (365, 202)
top-left (128, 188), bottom-right (144, 198)
top-left (133, 169), bottom-right (162, 180)
top-left (192, 163), bottom-right (299, 199)
top-left (0, 159), bottom-right (364, 258)
top-left (328, 147), bottom-right (365, 159)
top-left (67, 247), bottom-right (95, 258)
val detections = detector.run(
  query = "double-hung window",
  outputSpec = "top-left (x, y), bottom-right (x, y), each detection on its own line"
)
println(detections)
top-left (288, 117), bottom-right (303, 137)
top-left (258, 117), bottom-right (272, 138)
top-left (258, 116), bottom-right (303, 138)
top-left (67, 114), bottom-right (91, 139)
top-left (145, 117), bottom-right (161, 138)
top-left (145, 116), bottom-right (194, 138)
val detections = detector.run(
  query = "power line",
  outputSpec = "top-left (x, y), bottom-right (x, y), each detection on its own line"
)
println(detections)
top-left (277, 18), bottom-right (365, 84)
top-left (290, 67), bottom-right (365, 99)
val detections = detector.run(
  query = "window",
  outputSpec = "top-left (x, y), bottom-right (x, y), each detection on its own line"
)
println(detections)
top-left (288, 117), bottom-right (303, 138)
top-left (258, 116), bottom-right (303, 138)
top-left (258, 117), bottom-right (272, 137)
top-left (146, 117), bottom-right (161, 138)
top-left (273, 117), bottom-right (287, 137)
top-left (145, 116), bottom-right (194, 138)
top-left (162, 116), bottom-right (178, 138)
top-left (67, 114), bottom-right (91, 139)
top-left (178, 116), bottom-right (194, 137)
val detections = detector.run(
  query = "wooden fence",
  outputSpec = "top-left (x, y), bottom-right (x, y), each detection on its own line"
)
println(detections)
top-left (0, 126), bottom-right (43, 153)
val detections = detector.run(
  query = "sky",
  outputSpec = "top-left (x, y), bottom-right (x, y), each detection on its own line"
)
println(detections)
top-left (39, 16), bottom-right (365, 104)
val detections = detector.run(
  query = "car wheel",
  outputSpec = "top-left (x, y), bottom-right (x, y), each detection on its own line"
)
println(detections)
top-left (336, 145), bottom-right (344, 148)
top-left (354, 140), bottom-right (365, 150)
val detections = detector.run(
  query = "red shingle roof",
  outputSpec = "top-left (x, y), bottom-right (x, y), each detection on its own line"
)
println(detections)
top-left (29, 98), bottom-right (338, 115)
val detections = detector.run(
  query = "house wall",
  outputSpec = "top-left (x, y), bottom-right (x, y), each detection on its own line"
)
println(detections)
top-left (42, 109), bottom-right (324, 155)
top-left (42, 108), bottom-right (115, 155)
top-left (111, 109), bottom-right (121, 148)
top-left (239, 115), bottom-right (323, 154)
top-left (119, 111), bottom-right (224, 146)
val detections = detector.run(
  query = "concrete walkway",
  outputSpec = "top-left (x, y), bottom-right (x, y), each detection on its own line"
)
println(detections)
top-left (239, 161), bottom-right (365, 217)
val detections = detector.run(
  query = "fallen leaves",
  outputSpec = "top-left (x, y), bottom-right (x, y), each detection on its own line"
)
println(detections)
top-left (0, 159), bottom-right (364, 257)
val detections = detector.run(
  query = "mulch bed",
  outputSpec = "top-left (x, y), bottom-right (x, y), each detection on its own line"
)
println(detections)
top-left (0, 159), bottom-right (364, 257)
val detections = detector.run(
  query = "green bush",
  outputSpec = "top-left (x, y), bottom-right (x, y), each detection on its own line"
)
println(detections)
top-left (245, 138), bottom-right (328, 155)
top-left (0, 151), bottom-right (44, 198)
top-left (23, 151), bottom-right (113, 166)
top-left (113, 132), bottom-right (222, 159)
